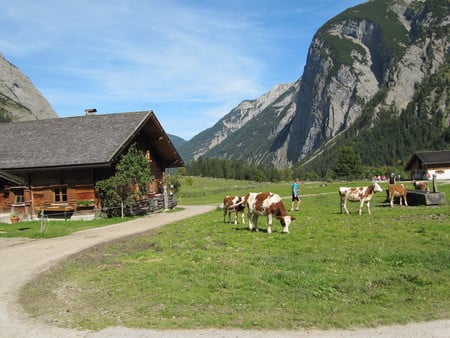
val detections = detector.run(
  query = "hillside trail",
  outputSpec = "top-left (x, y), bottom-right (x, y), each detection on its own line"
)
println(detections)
top-left (0, 204), bottom-right (448, 338)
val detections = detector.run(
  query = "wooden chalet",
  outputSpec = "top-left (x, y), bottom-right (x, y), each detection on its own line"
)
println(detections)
top-left (0, 111), bottom-right (184, 219)
top-left (405, 150), bottom-right (450, 180)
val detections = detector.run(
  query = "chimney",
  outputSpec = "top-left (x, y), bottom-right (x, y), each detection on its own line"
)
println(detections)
top-left (84, 108), bottom-right (97, 116)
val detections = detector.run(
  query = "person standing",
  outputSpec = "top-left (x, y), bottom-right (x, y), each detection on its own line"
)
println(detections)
top-left (291, 178), bottom-right (301, 211)
top-left (389, 173), bottom-right (396, 185)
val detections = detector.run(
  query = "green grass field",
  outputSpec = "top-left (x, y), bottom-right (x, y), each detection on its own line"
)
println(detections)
top-left (19, 178), bottom-right (450, 331)
top-left (0, 217), bottom-right (133, 238)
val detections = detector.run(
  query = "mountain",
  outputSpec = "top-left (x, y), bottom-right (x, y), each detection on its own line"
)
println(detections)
top-left (168, 134), bottom-right (187, 149)
top-left (285, 0), bottom-right (449, 165)
top-left (179, 0), bottom-right (449, 170)
top-left (179, 80), bottom-right (300, 166)
top-left (0, 53), bottom-right (58, 122)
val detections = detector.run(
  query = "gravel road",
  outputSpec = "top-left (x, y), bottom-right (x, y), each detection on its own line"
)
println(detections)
top-left (0, 205), bottom-right (448, 338)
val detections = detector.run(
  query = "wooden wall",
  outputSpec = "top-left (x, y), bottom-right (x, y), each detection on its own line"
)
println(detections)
top-left (1, 159), bottom-right (166, 218)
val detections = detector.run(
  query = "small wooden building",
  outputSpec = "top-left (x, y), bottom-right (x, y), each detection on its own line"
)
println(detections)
top-left (405, 150), bottom-right (450, 180)
top-left (0, 111), bottom-right (184, 219)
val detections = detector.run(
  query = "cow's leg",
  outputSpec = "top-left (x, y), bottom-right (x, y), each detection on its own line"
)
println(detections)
top-left (390, 195), bottom-right (394, 207)
top-left (342, 200), bottom-right (350, 214)
top-left (366, 201), bottom-right (371, 215)
top-left (227, 209), bottom-right (233, 223)
top-left (253, 215), bottom-right (259, 232)
top-left (248, 212), bottom-right (254, 231)
top-left (224, 208), bottom-right (227, 223)
top-left (234, 211), bottom-right (238, 225)
top-left (240, 211), bottom-right (245, 224)
top-left (404, 195), bottom-right (408, 207)
top-left (267, 214), bottom-right (272, 234)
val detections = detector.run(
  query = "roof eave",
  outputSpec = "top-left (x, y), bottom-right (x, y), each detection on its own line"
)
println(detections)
top-left (7, 162), bottom-right (113, 173)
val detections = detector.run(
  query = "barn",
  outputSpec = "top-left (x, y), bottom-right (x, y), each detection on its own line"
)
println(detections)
top-left (0, 111), bottom-right (184, 219)
top-left (405, 150), bottom-right (450, 180)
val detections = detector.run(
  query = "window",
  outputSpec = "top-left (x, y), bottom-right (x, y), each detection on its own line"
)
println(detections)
top-left (14, 189), bottom-right (24, 204)
top-left (54, 187), bottom-right (68, 203)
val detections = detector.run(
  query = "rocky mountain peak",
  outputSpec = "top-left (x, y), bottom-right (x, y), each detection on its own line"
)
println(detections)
top-left (0, 53), bottom-right (57, 122)
top-left (285, 0), bottom-right (448, 164)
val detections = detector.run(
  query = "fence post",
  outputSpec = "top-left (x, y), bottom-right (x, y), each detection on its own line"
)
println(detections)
top-left (163, 185), bottom-right (169, 211)
top-left (39, 211), bottom-right (45, 234)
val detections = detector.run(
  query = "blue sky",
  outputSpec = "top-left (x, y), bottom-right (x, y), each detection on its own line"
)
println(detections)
top-left (0, 0), bottom-right (363, 140)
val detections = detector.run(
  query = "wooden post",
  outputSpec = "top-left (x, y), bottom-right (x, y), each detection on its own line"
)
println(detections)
top-left (432, 174), bottom-right (437, 193)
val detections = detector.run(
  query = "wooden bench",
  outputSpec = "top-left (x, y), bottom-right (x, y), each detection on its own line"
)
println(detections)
top-left (38, 205), bottom-right (74, 220)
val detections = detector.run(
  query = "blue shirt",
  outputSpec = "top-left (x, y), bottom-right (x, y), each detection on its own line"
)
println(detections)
top-left (292, 182), bottom-right (299, 196)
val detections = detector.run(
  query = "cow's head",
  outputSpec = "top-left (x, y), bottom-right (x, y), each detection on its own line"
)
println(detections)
top-left (278, 215), bottom-right (295, 233)
top-left (372, 182), bottom-right (383, 193)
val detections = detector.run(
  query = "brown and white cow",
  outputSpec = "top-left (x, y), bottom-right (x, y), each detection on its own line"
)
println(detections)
top-left (339, 182), bottom-right (383, 215)
top-left (388, 184), bottom-right (408, 207)
top-left (412, 180), bottom-right (430, 192)
top-left (245, 192), bottom-right (295, 234)
top-left (223, 195), bottom-right (245, 225)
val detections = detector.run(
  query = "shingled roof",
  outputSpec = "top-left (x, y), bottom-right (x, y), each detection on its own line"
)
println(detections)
top-left (0, 111), bottom-right (184, 170)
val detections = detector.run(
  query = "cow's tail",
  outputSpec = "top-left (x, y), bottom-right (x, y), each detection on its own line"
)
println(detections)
top-left (229, 199), bottom-right (244, 208)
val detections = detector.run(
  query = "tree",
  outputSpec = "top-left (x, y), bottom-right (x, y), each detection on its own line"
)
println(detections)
top-left (0, 110), bottom-right (13, 123)
top-left (334, 146), bottom-right (363, 180)
top-left (95, 143), bottom-right (153, 217)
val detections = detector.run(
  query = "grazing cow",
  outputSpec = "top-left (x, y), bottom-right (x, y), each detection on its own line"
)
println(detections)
top-left (223, 195), bottom-right (245, 225)
top-left (339, 182), bottom-right (383, 215)
top-left (245, 192), bottom-right (295, 234)
top-left (388, 184), bottom-right (408, 207)
top-left (412, 180), bottom-right (430, 192)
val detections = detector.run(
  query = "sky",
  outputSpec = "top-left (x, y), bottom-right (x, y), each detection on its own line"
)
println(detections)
top-left (0, 0), bottom-right (364, 140)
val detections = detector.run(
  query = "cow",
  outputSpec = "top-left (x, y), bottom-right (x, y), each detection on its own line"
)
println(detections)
top-left (339, 182), bottom-right (383, 215)
top-left (223, 195), bottom-right (245, 225)
top-left (245, 192), bottom-right (295, 234)
top-left (388, 184), bottom-right (408, 207)
top-left (412, 180), bottom-right (430, 192)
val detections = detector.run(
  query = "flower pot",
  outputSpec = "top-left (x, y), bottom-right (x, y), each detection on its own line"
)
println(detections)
top-left (10, 216), bottom-right (20, 224)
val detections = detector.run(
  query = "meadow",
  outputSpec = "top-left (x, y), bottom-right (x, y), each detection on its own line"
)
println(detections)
top-left (19, 178), bottom-right (450, 331)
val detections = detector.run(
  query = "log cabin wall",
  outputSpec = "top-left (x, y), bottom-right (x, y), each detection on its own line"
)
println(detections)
top-left (0, 186), bottom-right (25, 214)
top-left (0, 185), bottom-right (9, 213)
top-left (0, 185), bottom-right (32, 218)
top-left (1, 161), bottom-right (165, 218)
top-left (0, 168), bottom-right (97, 218)
top-left (148, 159), bottom-right (163, 193)
top-left (30, 168), bottom-right (96, 215)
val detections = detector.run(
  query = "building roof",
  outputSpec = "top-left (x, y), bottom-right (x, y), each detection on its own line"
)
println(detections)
top-left (405, 150), bottom-right (450, 170)
top-left (0, 111), bottom-right (184, 170)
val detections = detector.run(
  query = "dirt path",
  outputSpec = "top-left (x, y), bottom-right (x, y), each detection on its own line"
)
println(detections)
top-left (0, 205), bottom-right (448, 338)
